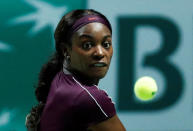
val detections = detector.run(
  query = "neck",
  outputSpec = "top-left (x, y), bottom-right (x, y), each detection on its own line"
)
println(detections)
top-left (66, 68), bottom-right (99, 86)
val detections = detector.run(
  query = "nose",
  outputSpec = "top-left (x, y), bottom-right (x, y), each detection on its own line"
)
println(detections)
top-left (93, 45), bottom-right (105, 60)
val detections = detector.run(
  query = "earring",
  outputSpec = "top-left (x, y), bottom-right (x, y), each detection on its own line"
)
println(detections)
top-left (66, 55), bottom-right (70, 61)
top-left (63, 54), bottom-right (70, 68)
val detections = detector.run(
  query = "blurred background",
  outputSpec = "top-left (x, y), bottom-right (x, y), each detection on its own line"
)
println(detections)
top-left (0, 0), bottom-right (192, 130)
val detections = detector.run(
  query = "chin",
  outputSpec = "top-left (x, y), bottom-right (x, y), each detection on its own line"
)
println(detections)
top-left (89, 67), bottom-right (109, 78)
top-left (90, 71), bottom-right (107, 80)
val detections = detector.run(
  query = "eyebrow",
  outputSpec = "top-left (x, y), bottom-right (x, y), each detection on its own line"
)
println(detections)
top-left (103, 35), bottom-right (112, 40)
top-left (79, 34), bottom-right (93, 39)
top-left (79, 34), bottom-right (112, 40)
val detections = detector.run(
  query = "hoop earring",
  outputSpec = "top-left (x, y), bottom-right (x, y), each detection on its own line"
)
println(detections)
top-left (63, 55), bottom-right (70, 68)
top-left (66, 55), bottom-right (70, 61)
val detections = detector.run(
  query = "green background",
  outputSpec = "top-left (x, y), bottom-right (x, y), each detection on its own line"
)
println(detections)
top-left (0, 0), bottom-right (86, 130)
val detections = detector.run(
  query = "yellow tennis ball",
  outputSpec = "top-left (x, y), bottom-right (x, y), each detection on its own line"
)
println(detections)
top-left (134, 76), bottom-right (158, 101)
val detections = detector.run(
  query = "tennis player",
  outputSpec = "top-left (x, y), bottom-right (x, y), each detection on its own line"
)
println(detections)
top-left (26, 9), bottom-right (126, 131)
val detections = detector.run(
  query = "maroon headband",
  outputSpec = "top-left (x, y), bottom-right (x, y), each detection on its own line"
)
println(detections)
top-left (68, 14), bottom-right (112, 37)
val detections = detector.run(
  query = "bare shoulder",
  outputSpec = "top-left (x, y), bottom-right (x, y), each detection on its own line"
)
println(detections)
top-left (87, 115), bottom-right (126, 131)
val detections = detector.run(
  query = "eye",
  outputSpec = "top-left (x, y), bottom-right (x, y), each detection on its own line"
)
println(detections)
top-left (102, 41), bottom-right (111, 49)
top-left (82, 42), bottom-right (93, 50)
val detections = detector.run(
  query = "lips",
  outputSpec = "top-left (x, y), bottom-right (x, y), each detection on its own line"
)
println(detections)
top-left (90, 62), bottom-right (107, 67)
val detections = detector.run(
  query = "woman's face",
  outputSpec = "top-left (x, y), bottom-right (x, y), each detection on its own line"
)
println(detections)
top-left (68, 22), bottom-right (113, 80)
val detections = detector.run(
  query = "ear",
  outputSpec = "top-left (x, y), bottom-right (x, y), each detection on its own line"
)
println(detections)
top-left (62, 43), bottom-right (71, 57)
top-left (63, 49), bottom-right (67, 57)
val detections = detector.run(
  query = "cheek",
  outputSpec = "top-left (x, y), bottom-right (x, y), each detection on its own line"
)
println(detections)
top-left (71, 52), bottom-right (82, 66)
top-left (111, 48), bottom-right (113, 57)
top-left (107, 48), bottom-right (113, 61)
top-left (70, 50), bottom-right (89, 69)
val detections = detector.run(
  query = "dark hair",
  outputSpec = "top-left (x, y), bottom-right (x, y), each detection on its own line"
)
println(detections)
top-left (26, 9), bottom-right (111, 130)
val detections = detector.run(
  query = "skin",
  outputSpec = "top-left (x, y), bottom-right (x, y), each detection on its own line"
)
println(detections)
top-left (88, 115), bottom-right (126, 131)
top-left (66, 22), bottom-right (126, 131)
top-left (67, 22), bottom-right (113, 85)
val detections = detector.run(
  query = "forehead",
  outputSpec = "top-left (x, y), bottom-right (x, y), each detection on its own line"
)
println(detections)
top-left (73, 22), bottom-right (111, 38)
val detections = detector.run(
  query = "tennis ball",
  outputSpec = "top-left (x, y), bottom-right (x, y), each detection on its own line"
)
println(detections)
top-left (134, 76), bottom-right (158, 101)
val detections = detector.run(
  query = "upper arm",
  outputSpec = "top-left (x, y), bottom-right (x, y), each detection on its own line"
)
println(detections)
top-left (87, 115), bottom-right (126, 131)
